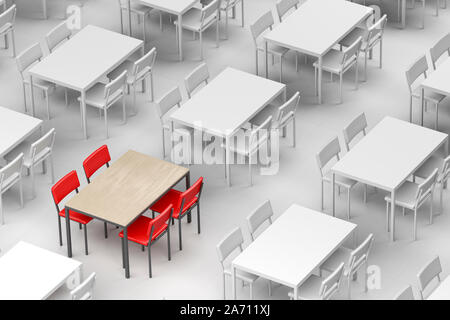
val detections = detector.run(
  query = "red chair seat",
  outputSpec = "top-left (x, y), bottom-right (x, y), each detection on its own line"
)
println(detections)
top-left (59, 209), bottom-right (93, 225)
top-left (119, 216), bottom-right (167, 246)
top-left (150, 189), bottom-right (198, 219)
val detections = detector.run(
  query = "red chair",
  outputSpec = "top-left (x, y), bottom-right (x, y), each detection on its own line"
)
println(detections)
top-left (150, 177), bottom-right (204, 251)
top-left (51, 171), bottom-right (93, 255)
top-left (119, 204), bottom-right (173, 278)
top-left (82, 145), bottom-right (111, 238)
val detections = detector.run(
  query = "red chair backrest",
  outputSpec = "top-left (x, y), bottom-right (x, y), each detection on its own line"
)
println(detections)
top-left (179, 177), bottom-right (204, 212)
top-left (148, 204), bottom-right (173, 241)
top-left (51, 170), bottom-right (80, 205)
top-left (83, 145), bottom-right (111, 181)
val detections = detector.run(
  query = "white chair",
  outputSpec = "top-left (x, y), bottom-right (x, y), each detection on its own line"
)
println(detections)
top-left (249, 92), bottom-right (300, 147)
top-left (16, 43), bottom-right (56, 120)
top-left (217, 0), bottom-right (244, 39)
top-left (246, 200), bottom-right (273, 241)
top-left (394, 284), bottom-right (416, 300)
top-left (108, 47), bottom-right (157, 113)
top-left (224, 116), bottom-right (272, 186)
top-left (417, 256), bottom-right (442, 299)
top-left (320, 233), bottom-right (374, 299)
top-left (289, 262), bottom-right (345, 300)
top-left (316, 137), bottom-right (358, 219)
top-left (339, 15), bottom-right (387, 81)
top-left (0, 4), bottom-right (15, 57)
top-left (175, 0), bottom-right (220, 60)
top-left (385, 169), bottom-right (439, 241)
top-left (0, 153), bottom-right (24, 225)
top-left (276, 0), bottom-right (299, 22)
top-left (250, 11), bottom-right (288, 82)
top-left (184, 63), bottom-right (209, 98)
top-left (313, 37), bottom-right (362, 104)
top-left (216, 227), bottom-right (258, 299)
top-left (71, 272), bottom-right (96, 300)
top-left (24, 128), bottom-right (56, 198)
top-left (118, 0), bottom-right (154, 43)
top-left (430, 33), bottom-right (450, 70)
top-left (406, 55), bottom-right (445, 128)
top-left (78, 71), bottom-right (128, 139)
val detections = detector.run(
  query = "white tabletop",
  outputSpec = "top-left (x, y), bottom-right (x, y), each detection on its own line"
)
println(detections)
top-left (264, 0), bottom-right (372, 56)
top-left (29, 25), bottom-right (143, 91)
top-left (428, 276), bottom-right (450, 300)
top-left (0, 106), bottom-right (42, 159)
top-left (0, 241), bottom-right (82, 300)
top-left (170, 67), bottom-right (286, 137)
top-left (232, 204), bottom-right (356, 288)
top-left (137, 0), bottom-right (198, 15)
top-left (332, 117), bottom-right (448, 191)
top-left (421, 58), bottom-right (450, 96)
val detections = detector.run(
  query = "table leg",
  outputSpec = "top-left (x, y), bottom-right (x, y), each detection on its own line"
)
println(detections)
top-left (65, 207), bottom-right (72, 257)
top-left (420, 88), bottom-right (425, 126)
top-left (318, 56), bottom-right (323, 104)
top-left (123, 227), bottom-right (130, 278)
top-left (178, 14), bottom-right (183, 61)
top-left (42, 0), bottom-right (47, 19)
top-left (332, 173), bottom-right (336, 217)
top-left (128, 0), bottom-right (132, 36)
top-left (226, 135), bottom-right (231, 187)
top-left (30, 75), bottom-right (36, 117)
top-left (186, 172), bottom-right (192, 223)
top-left (390, 189), bottom-right (396, 242)
top-left (293, 286), bottom-right (298, 300)
top-left (264, 40), bottom-right (268, 79)
top-left (401, 0), bottom-right (406, 29)
top-left (81, 90), bottom-right (88, 139)
top-left (241, 0), bottom-right (244, 27)
top-left (231, 266), bottom-right (236, 299)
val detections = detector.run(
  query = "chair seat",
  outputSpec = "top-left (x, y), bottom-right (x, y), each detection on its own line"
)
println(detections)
top-left (23, 147), bottom-right (51, 168)
top-left (411, 87), bottom-right (445, 105)
top-left (313, 49), bottom-right (352, 74)
top-left (248, 104), bottom-right (278, 127)
top-left (118, 215), bottom-right (167, 246)
top-left (59, 209), bottom-right (93, 225)
top-left (121, 2), bottom-right (153, 15)
top-left (320, 247), bottom-right (351, 276)
top-left (0, 172), bottom-right (20, 193)
top-left (0, 22), bottom-right (13, 35)
top-left (223, 267), bottom-right (258, 283)
top-left (256, 41), bottom-right (289, 57)
top-left (150, 189), bottom-right (198, 219)
top-left (323, 172), bottom-right (358, 189)
top-left (174, 7), bottom-right (217, 32)
top-left (415, 155), bottom-right (444, 181)
top-left (77, 83), bottom-right (122, 109)
top-left (384, 181), bottom-right (419, 210)
top-left (287, 274), bottom-right (323, 300)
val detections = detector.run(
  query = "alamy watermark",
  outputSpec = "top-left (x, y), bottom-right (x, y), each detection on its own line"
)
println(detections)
top-left (66, 5), bottom-right (82, 30)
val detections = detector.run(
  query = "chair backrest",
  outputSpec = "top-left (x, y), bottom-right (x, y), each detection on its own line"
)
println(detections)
top-left (216, 227), bottom-right (244, 264)
top-left (342, 36), bottom-right (362, 67)
top-left (45, 20), bottom-right (72, 53)
top-left (276, 0), bottom-right (299, 22)
top-left (366, 14), bottom-right (387, 46)
top-left (132, 47), bottom-right (156, 81)
top-left (155, 86), bottom-right (183, 124)
top-left (366, 4), bottom-right (381, 27)
top-left (316, 137), bottom-right (341, 175)
top-left (249, 116), bottom-right (272, 151)
top-left (347, 233), bottom-right (374, 276)
top-left (343, 113), bottom-right (367, 151)
top-left (415, 168), bottom-right (438, 208)
top-left (83, 145), bottom-right (111, 183)
top-left (201, 0), bottom-right (219, 28)
top-left (148, 205), bottom-right (173, 242)
top-left (275, 91), bottom-right (300, 128)
top-left (246, 200), bottom-right (274, 241)
top-left (394, 285), bottom-right (415, 300)
top-left (29, 128), bottom-right (56, 165)
top-left (417, 256), bottom-right (442, 299)
top-left (0, 4), bottom-right (16, 28)
top-left (16, 43), bottom-right (44, 75)
top-left (250, 11), bottom-right (274, 45)
top-left (185, 63), bottom-right (210, 98)
top-left (0, 153), bottom-right (23, 192)
top-left (405, 55), bottom-right (428, 93)
top-left (71, 272), bottom-right (96, 300)
top-left (51, 170), bottom-right (80, 206)
top-left (439, 155), bottom-right (450, 184)
top-left (319, 262), bottom-right (345, 300)
top-left (430, 33), bottom-right (450, 70)
top-left (179, 177), bottom-right (204, 214)
top-left (105, 70), bottom-right (127, 105)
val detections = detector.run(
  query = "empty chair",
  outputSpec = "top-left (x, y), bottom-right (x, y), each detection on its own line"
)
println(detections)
top-left (313, 37), bottom-right (362, 104)
top-left (218, 0), bottom-right (244, 39)
top-left (78, 71), bottom-right (128, 139)
top-left (246, 200), bottom-right (274, 241)
top-left (430, 33), bottom-right (450, 70)
top-left (118, 0), bottom-right (153, 43)
top-left (51, 171), bottom-right (93, 255)
top-left (175, 0), bottom-right (220, 60)
top-left (23, 128), bottom-right (56, 198)
top-left (0, 4), bottom-right (16, 57)
top-left (394, 285), bottom-right (415, 300)
top-left (119, 204), bottom-right (173, 278)
top-left (108, 47), bottom-right (157, 113)
top-left (16, 43), bottom-right (56, 119)
top-left (71, 272), bottom-right (96, 300)
top-left (184, 63), bottom-right (209, 98)
top-left (320, 234), bottom-right (374, 299)
top-left (289, 262), bottom-right (345, 300)
top-left (0, 153), bottom-right (24, 225)
top-left (150, 177), bottom-right (204, 251)
top-left (276, 0), bottom-right (299, 22)
top-left (343, 113), bottom-right (367, 151)
top-left (250, 11), bottom-right (288, 82)
top-left (316, 137), bottom-right (358, 219)
top-left (216, 227), bottom-right (259, 299)
top-left (44, 20), bottom-right (72, 53)
top-left (417, 256), bottom-right (442, 299)
top-left (385, 169), bottom-right (439, 241)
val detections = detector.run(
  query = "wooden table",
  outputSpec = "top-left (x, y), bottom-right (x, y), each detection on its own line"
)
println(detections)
top-left (65, 150), bottom-right (189, 278)
top-left (231, 204), bottom-right (356, 299)
top-left (428, 276), bottom-right (450, 300)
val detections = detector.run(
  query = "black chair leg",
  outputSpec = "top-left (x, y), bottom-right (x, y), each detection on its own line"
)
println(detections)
top-left (57, 216), bottom-right (63, 246)
top-left (178, 218), bottom-right (183, 251)
top-left (79, 223), bottom-right (82, 230)
top-left (104, 222), bottom-right (108, 239)
top-left (142, 245), bottom-right (145, 252)
top-left (121, 237), bottom-right (125, 268)
top-left (148, 245), bottom-right (152, 278)
top-left (167, 229), bottom-right (171, 261)
top-left (83, 224), bottom-right (88, 255)
top-left (197, 204), bottom-right (201, 234)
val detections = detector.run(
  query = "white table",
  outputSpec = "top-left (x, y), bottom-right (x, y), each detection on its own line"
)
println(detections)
top-left (0, 106), bottom-right (42, 166)
top-left (331, 117), bottom-right (448, 241)
top-left (263, 0), bottom-right (372, 104)
top-left (0, 241), bottom-right (82, 299)
top-left (231, 204), bottom-right (356, 299)
top-left (428, 276), bottom-right (450, 300)
top-left (29, 25), bottom-right (143, 139)
top-left (135, 0), bottom-right (198, 61)
top-left (169, 67), bottom-right (286, 186)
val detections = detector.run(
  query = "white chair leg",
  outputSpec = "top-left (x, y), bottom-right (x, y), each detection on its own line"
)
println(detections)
top-left (104, 108), bottom-right (109, 139)
top-left (249, 283), bottom-right (253, 300)
top-left (64, 88), bottom-right (69, 106)
top-left (19, 178), bottom-right (24, 208)
top-left (150, 72), bottom-right (154, 102)
top-left (30, 166), bottom-right (35, 198)
top-left (413, 208), bottom-right (417, 240)
top-left (320, 181), bottom-right (324, 210)
top-left (0, 195), bottom-right (3, 225)
top-left (45, 90), bottom-right (50, 120)
top-left (199, 31), bottom-right (203, 60)
top-left (248, 153), bottom-right (252, 186)
top-left (339, 72), bottom-right (343, 104)
top-left (347, 188), bottom-right (351, 220)
top-left (386, 201), bottom-right (390, 232)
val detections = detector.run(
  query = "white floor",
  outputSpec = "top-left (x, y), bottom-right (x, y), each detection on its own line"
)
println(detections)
top-left (1, 0), bottom-right (450, 300)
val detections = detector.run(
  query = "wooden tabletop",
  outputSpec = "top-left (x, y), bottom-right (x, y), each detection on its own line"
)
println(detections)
top-left (66, 150), bottom-right (189, 227)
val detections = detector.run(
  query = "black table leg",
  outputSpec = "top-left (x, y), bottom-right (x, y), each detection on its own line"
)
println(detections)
top-left (65, 207), bottom-right (72, 257)
top-left (123, 227), bottom-right (130, 278)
